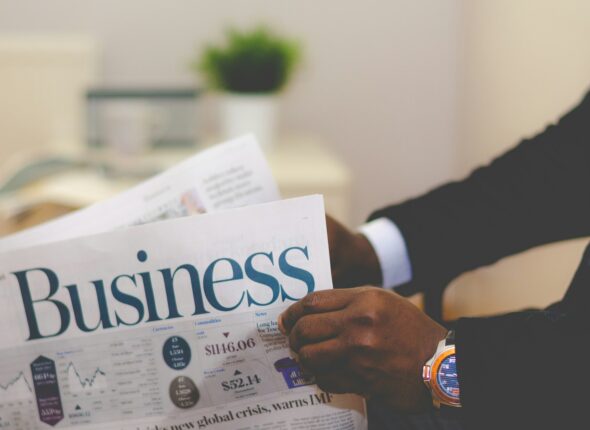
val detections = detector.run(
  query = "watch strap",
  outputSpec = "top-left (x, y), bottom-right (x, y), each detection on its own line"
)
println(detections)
top-left (439, 404), bottom-right (462, 419)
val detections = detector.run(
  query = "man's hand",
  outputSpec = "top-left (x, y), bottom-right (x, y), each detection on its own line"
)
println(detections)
top-left (327, 215), bottom-right (382, 288)
top-left (278, 287), bottom-right (447, 412)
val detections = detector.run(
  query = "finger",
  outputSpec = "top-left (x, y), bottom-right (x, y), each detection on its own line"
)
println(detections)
top-left (315, 369), bottom-right (362, 394)
top-left (288, 311), bottom-right (342, 352)
top-left (297, 338), bottom-right (348, 372)
top-left (311, 365), bottom-right (372, 398)
top-left (279, 290), bottom-right (353, 335)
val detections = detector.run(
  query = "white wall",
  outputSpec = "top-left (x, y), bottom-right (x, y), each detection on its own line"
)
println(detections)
top-left (445, 0), bottom-right (590, 318)
top-left (0, 0), bottom-right (461, 226)
top-left (4, 0), bottom-right (588, 318)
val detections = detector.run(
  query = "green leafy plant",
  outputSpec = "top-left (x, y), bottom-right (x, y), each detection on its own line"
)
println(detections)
top-left (196, 26), bottom-right (301, 94)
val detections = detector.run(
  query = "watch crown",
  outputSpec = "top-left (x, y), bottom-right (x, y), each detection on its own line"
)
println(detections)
top-left (422, 365), bottom-right (431, 382)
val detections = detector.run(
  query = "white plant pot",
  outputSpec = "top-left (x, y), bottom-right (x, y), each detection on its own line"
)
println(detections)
top-left (220, 93), bottom-right (278, 151)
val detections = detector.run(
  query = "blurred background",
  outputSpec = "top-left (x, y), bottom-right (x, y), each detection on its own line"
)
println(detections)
top-left (1, 0), bottom-right (590, 320)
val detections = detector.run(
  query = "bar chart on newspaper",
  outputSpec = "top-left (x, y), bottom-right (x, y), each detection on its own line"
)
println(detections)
top-left (0, 307), bottom-right (322, 428)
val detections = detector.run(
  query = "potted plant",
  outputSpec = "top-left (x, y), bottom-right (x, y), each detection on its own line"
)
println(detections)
top-left (196, 26), bottom-right (301, 151)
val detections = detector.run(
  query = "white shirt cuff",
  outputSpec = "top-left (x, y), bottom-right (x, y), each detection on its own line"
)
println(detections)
top-left (359, 217), bottom-right (413, 289)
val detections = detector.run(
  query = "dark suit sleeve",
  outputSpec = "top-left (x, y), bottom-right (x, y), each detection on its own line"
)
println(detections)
top-left (455, 309), bottom-right (587, 427)
top-left (369, 91), bottom-right (590, 295)
top-left (368, 93), bottom-right (590, 426)
top-left (455, 245), bottom-right (589, 428)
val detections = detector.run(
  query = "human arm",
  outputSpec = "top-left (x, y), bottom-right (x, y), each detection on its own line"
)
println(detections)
top-left (330, 91), bottom-right (590, 294)
top-left (370, 91), bottom-right (590, 295)
top-left (279, 280), bottom-right (588, 427)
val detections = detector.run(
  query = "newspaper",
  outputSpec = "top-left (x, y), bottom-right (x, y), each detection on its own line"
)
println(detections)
top-left (0, 139), bottom-right (367, 429)
top-left (0, 196), bottom-right (367, 430)
top-left (0, 134), bottom-right (280, 252)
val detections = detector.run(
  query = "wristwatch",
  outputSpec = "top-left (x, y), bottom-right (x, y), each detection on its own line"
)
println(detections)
top-left (422, 330), bottom-right (461, 409)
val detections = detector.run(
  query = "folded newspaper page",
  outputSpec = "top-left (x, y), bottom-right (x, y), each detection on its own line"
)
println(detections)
top-left (0, 134), bottom-right (279, 252)
top-left (0, 196), bottom-right (367, 430)
top-left (0, 133), bottom-right (369, 430)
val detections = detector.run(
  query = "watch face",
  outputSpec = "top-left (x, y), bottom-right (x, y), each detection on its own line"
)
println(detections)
top-left (437, 354), bottom-right (460, 400)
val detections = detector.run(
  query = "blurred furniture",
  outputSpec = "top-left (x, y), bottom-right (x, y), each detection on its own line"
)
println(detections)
top-left (0, 135), bottom-right (352, 235)
top-left (268, 136), bottom-right (351, 224)
top-left (0, 35), bottom-right (98, 168)
top-left (0, 202), bottom-right (75, 238)
top-left (87, 88), bottom-right (201, 153)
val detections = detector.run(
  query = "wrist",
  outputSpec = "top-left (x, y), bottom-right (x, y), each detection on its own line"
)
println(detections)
top-left (352, 233), bottom-right (382, 286)
top-left (420, 324), bottom-right (448, 365)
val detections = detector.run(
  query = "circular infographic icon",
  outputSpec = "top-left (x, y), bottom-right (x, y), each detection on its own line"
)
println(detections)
top-left (169, 376), bottom-right (200, 409)
top-left (163, 336), bottom-right (192, 370)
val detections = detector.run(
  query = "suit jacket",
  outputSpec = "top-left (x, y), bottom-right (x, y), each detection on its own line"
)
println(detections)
top-left (369, 91), bottom-right (590, 428)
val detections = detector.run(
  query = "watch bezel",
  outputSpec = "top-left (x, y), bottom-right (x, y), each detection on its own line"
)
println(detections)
top-left (429, 345), bottom-right (461, 407)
